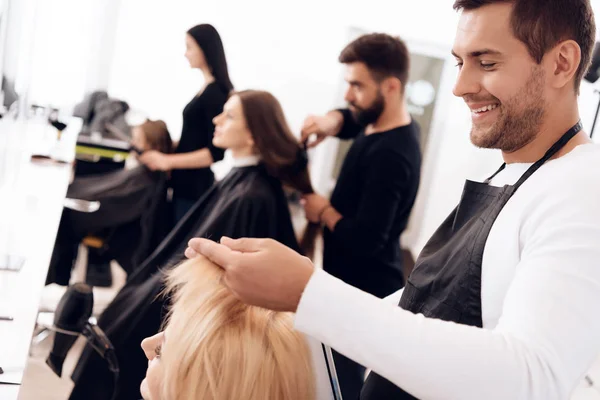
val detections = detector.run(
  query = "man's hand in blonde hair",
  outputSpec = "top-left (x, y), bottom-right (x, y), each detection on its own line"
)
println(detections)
top-left (185, 237), bottom-right (315, 312)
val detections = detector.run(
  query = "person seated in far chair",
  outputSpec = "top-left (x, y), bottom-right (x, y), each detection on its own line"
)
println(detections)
top-left (46, 119), bottom-right (173, 287)
top-left (139, 255), bottom-right (316, 400)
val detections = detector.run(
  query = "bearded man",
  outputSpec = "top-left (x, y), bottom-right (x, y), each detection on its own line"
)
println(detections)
top-left (298, 32), bottom-right (422, 399)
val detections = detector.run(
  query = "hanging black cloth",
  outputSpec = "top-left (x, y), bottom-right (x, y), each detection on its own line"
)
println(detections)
top-left (46, 166), bottom-right (168, 285)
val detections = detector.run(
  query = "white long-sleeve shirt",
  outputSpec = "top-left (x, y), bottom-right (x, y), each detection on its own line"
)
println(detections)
top-left (295, 144), bottom-right (600, 400)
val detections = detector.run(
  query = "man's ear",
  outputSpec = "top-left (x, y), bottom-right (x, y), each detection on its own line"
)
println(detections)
top-left (548, 39), bottom-right (581, 90)
top-left (382, 76), bottom-right (402, 96)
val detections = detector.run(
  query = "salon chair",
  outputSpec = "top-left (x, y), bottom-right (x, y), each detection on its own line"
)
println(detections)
top-left (71, 134), bottom-right (131, 285)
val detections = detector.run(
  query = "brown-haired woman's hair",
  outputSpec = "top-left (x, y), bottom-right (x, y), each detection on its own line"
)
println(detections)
top-left (138, 119), bottom-right (173, 154)
top-left (235, 90), bottom-right (320, 258)
top-left (160, 256), bottom-right (316, 400)
top-left (453, 0), bottom-right (596, 94)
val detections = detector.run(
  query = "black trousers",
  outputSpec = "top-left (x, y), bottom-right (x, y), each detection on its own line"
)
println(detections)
top-left (333, 348), bottom-right (366, 400)
top-left (46, 209), bottom-right (113, 286)
top-left (46, 210), bottom-right (82, 286)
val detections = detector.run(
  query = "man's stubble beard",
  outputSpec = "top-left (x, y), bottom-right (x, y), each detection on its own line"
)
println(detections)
top-left (470, 66), bottom-right (546, 153)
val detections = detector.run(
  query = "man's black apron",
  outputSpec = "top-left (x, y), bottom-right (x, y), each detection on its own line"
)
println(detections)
top-left (360, 121), bottom-right (583, 400)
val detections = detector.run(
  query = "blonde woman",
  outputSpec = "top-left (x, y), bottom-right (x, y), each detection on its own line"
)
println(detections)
top-left (139, 255), bottom-right (316, 400)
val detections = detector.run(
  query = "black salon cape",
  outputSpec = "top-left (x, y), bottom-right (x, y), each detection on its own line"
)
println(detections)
top-left (46, 165), bottom-right (168, 284)
top-left (69, 164), bottom-right (300, 400)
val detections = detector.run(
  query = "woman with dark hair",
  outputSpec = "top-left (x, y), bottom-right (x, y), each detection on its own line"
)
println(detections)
top-left (68, 90), bottom-right (318, 400)
top-left (140, 24), bottom-right (234, 222)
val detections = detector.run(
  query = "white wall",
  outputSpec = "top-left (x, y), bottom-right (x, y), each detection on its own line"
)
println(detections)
top-left (82, 0), bottom-right (122, 94)
top-left (2, 0), bottom-right (24, 84)
top-left (107, 0), bottom-right (459, 138)
top-left (106, 0), bottom-right (600, 257)
top-left (0, 0), bottom-right (121, 112)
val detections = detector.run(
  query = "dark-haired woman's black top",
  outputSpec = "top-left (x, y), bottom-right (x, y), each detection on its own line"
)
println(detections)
top-left (171, 81), bottom-right (229, 201)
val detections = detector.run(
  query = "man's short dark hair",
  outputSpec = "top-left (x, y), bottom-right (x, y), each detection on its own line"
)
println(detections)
top-left (453, 0), bottom-right (596, 93)
top-left (339, 33), bottom-right (410, 91)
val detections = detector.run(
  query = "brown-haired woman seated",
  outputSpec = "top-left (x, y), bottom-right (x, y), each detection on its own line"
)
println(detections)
top-left (139, 255), bottom-right (316, 400)
top-left (46, 120), bottom-right (173, 286)
top-left (69, 90), bottom-right (319, 400)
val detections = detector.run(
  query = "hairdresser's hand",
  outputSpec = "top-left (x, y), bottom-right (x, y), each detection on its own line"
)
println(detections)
top-left (300, 111), bottom-right (344, 148)
top-left (139, 150), bottom-right (171, 171)
top-left (185, 237), bottom-right (315, 312)
top-left (301, 193), bottom-right (330, 223)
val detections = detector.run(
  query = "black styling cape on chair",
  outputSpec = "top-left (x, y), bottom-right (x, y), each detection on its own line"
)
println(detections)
top-left (68, 164), bottom-right (300, 400)
top-left (46, 166), bottom-right (169, 285)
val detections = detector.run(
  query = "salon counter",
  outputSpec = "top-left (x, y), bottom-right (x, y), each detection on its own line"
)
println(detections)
top-left (0, 117), bottom-right (79, 399)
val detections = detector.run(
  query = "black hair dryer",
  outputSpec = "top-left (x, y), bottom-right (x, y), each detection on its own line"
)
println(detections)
top-left (46, 283), bottom-right (118, 377)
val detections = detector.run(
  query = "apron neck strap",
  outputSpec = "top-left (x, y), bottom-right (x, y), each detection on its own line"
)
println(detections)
top-left (485, 120), bottom-right (583, 189)
top-left (484, 163), bottom-right (506, 184)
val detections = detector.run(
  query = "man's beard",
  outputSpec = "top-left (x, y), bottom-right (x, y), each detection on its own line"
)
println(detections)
top-left (470, 66), bottom-right (546, 153)
top-left (349, 90), bottom-right (385, 127)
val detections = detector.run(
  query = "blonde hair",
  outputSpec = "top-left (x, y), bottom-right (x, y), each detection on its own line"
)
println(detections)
top-left (160, 256), bottom-right (316, 400)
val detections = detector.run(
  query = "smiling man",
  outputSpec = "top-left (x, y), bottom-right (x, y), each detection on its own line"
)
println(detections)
top-left (187, 1), bottom-right (600, 399)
